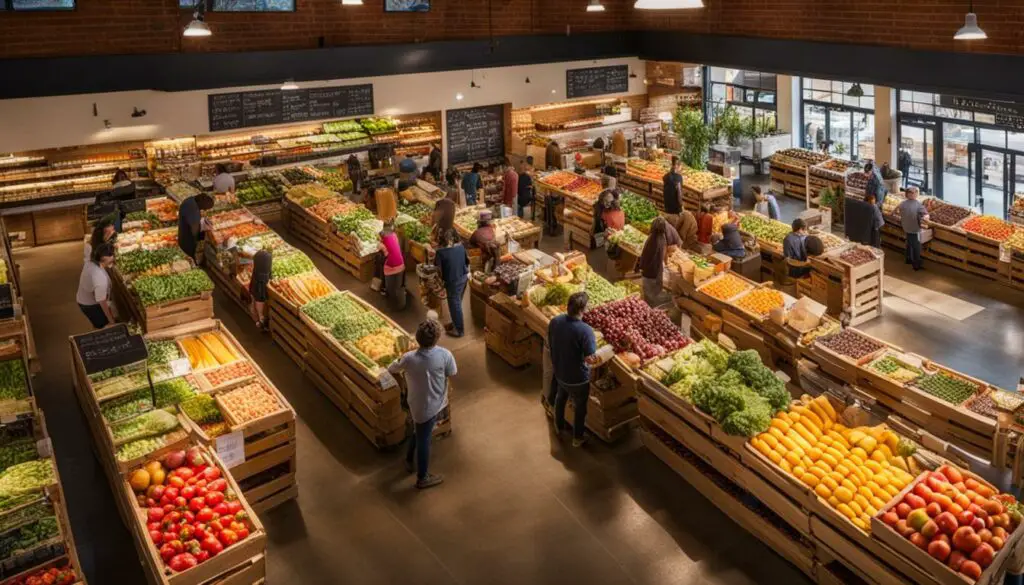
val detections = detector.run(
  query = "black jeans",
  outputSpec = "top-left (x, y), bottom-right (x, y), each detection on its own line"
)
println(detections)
top-left (906, 232), bottom-right (923, 270)
top-left (406, 414), bottom-right (439, 481)
top-left (78, 303), bottom-right (109, 329)
top-left (553, 380), bottom-right (590, 440)
top-left (445, 279), bottom-right (467, 335)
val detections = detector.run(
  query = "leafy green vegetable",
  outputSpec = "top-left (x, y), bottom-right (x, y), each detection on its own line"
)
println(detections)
top-left (620, 191), bottom-right (658, 225)
top-left (180, 394), bottom-right (223, 425)
top-left (573, 266), bottom-right (625, 307)
top-left (271, 252), bottom-right (315, 281)
top-left (691, 369), bottom-right (773, 437)
top-left (331, 312), bottom-right (387, 342)
top-left (301, 292), bottom-right (363, 328)
top-left (146, 340), bottom-right (182, 366)
top-left (125, 211), bottom-right (161, 225)
top-left (401, 220), bottom-right (430, 244)
top-left (101, 388), bottom-right (153, 423)
top-left (727, 350), bottom-right (790, 412)
top-left (93, 370), bottom-right (149, 400)
top-left (0, 515), bottom-right (59, 560)
top-left (117, 247), bottom-right (188, 275)
top-left (115, 430), bottom-right (188, 462)
top-left (152, 377), bottom-right (197, 408)
top-left (0, 460), bottom-right (54, 503)
top-left (110, 409), bottom-right (180, 444)
top-left (0, 440), bottom-right (38, 474)
top-left (133, 269), bottom-right (213, 306)
top-left (0, 360), bottom-right (28, 403)
top-left (332, 208), bottom-right (374, 235)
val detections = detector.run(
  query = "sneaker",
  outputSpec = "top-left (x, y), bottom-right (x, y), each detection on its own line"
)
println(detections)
top-left (572, 436), bottom-right (588, 448)
top-left (448, 330), bottom-right (464, 338)
top-left (416, 474), bottom-right (444, 489)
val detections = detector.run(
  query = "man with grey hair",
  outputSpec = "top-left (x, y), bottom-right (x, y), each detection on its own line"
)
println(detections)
top-left (897, 186), bottom-right (929, 271)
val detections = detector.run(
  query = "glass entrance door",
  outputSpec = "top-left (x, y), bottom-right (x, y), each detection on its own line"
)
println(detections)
top-left (829, 109), bottom-right (852, 160)
top-left (976, 149), bottom-right (1008, 217)
top-left (900, 124), bottom-right (933, 193)
top-left (943, 123), bottom-right (973, 208)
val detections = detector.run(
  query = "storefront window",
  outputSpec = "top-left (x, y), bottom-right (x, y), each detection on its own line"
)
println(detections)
top-left (210, 0), bottom-right (294, 10)
top-left (705, 67), bottom-right (776, 127)
top-left (801, 78), bottom-right (874, 161)
top-left (8, 0), bottom-right (74, 9)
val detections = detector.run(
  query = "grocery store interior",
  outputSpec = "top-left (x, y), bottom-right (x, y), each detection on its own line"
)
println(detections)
top-left (4, 1), bottom-right (1024, 585)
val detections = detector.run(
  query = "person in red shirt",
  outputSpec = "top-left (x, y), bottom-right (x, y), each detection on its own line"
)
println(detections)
top-left (696, 203), bottom-right (715, 244)
top-left (502, 158), bottom-right (519, 208)
top-left (600, 193), bottom-right (625, 232)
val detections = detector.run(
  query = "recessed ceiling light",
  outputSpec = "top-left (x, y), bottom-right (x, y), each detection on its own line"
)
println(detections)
top-left (587, 0), bottom-right (605, 12)
top-left (456, 93), bottom-right (464, 101)
top-left (342, 0), bottom-right (363, 4)
top-left (551, 89), bottom-right (557, 94)
top-left (954, 2), bottom-right (986, 40)
top-left (281, 80), bottom-right (299, 91)
top-left (183, 11), bottom-right (211, 37)
top-left (634, 0), bottom-right (703, 8)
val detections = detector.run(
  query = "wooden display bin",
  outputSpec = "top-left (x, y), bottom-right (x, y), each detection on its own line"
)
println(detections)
top-left (118, 444), bottom-right (267, 585)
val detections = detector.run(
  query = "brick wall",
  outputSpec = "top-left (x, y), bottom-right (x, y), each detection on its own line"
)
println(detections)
top-left (628, 0), bottom-right (1024, 56)
top-left (2, 0), bottom-right (1022, 60)
top-left (0, 0), bottom-right (631, 59)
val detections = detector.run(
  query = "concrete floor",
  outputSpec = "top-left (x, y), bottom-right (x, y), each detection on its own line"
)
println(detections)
top-left (20, 178), bottom-right (1024, 584)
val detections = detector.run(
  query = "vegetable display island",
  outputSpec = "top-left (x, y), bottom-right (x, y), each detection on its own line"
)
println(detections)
top-left (282, 184), bottom-right (378, 282)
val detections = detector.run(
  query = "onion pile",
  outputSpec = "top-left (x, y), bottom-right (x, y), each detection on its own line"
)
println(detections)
top-left (583, 297), bottom-right (689, 360)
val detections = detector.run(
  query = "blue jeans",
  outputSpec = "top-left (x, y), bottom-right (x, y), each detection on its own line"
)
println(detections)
top-left (406, 414), bottom-right (438, 481)
top-left (445, 279), bottom-right (467, 334)
top-left (553, 380), bottom-right (590, 440)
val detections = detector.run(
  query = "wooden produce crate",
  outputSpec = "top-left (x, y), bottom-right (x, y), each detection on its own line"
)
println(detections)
top-left (298, 297), bottom-right (409, 449)
top-left (484, 293), bottom-right (538, 368)
top-left (962, 230), bottom-right (1009, 281)
top-left (118, 444), bottom-right (267, 585)
top-left (245, 199), bottom-right (283, 223)
top-left (266, 289), bottom-right (309, 370)
top-left (283, 200), bottom-right (332, 254)
top-left (325, 231), bottom-right (377, 282)
top-left (770, 161), bottom-right (810, 201)
top-left (149, 319), bottom-right (299, 513)
top-left (870, 466), bottom-right (1024, 585)
top-left (132, 291), bottom-right (214, 334)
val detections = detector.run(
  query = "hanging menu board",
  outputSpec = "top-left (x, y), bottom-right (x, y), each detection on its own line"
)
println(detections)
top-left (566, 65), bottom-right (630, 99)
top-left (74, 324), bottom-right (148, 375)
top-left (208, 84), bottom-right (375, 132)
top-left (446, 105), bottom-right (505, 166)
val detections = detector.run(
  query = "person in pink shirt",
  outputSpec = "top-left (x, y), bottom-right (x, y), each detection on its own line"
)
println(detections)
top-left (378, 221), bottom-right (407, 310)
top-left (502, 158), bottom-right (519, 208)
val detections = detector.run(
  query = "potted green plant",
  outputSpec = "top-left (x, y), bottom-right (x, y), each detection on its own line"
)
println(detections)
top-left (673, 106), bottom-right (712, 170)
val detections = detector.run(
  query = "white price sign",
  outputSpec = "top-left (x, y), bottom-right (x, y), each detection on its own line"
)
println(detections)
top-left (379, 371), bottom-right (398, 391)
top-left (170, 358), bottom-right (192, 377)
top-left (215, 430), bottom-right (245, 469)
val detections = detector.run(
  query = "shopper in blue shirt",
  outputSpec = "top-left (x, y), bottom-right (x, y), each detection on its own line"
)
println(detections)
top-left (547, 292), bottom-right (601, 447)
top-left (783, 218), bottom-right (810, 277)
top-left (389, 319), bottom-right (456, 489)
top-left (461, 163), bottom-right (483, 206)
top-left (433, 229), bottom-right (470, 337)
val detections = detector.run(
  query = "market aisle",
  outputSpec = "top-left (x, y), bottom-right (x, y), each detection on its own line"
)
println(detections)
top-left (21, 237), bottom-right (815, 585)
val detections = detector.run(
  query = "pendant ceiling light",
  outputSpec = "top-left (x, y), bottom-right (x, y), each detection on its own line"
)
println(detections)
top-left (183, 9), bottom-right (211, 37)
top-left (281, 80), bottom-right (299, 91)
top-left (586, 0), bottom-right (605, 12)
top-left (954, 1), bottom-right (986, 40)
top-left (634, 0), bottom-right (703, 9)
top-left (846, 83), bottom-right (865, 98)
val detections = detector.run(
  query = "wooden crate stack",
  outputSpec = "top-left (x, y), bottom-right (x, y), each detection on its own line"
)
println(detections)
top-left (111, 269), bottom-right (215, 334)
top-left (769, 149), bottom-right (831, 202)
top-left (807, 160), bottom-right (854, 225)
top-left (148, 320), bottom-right (299, 514)
top-left (0, 411), bottom-right (87, 585)
top-left (635, 374), bottom-right (1007, 585)
top-left (810, 246), bottom-right (884, 326)
top-left (299, 294), bottom-right (410, 449)
top-left (283, 200), bottom-right (377, 282)
top-left (484, 293), bottom-right (539, 368)
top-left (67, 334), bottom-right (269, 585)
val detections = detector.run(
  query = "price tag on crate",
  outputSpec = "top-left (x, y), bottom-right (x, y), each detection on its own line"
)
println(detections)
top-left (169, 358), bottom-right (191, 377)
top-left (215, 430), bottom-right (245, 469)
top-left (35, 438), bottom-right (52, 458)
top-left (378, 370), bottom-right (398, 391)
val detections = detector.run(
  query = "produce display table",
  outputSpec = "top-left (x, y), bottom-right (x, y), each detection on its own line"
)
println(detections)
top-left (484, 292), bottom-right (540, 369)
top-left (281, 186), bottom-right (378, 282)
top-left (68, 328), bottom-right (269, 585)
top-left (808, 244), bottom-right (885, 326)
top-left (807, 159), bottom-right (857, 225)
top-left (768, 148), bottom-right (831, 202)
top-left (534, 171), bottom-right (602, 251)
top-left (0, 219), bottom-right (39, 373)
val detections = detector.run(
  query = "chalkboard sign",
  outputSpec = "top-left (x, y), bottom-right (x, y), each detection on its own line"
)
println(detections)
top-left (446, 105), bottom-right (505, 166)
top-left (566, 65), bottom-right (630, 99)
top-left (119, 198), bottom-right (147, 215)
top-left (74, 324), bottom-right (148, 375)
top-left (208, 84), bottom-right (375, 132)
top-left (0, 285), bottom-right (13, 321)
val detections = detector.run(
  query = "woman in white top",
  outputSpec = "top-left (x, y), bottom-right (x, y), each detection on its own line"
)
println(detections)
top-left (77, 242), bottom-right (116, 329)
top-left (212, 163), bottom-right (236, 196)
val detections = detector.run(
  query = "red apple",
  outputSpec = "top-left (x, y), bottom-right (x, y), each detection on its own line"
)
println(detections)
top-left (882, 511), bottom-right (899, 527)
top-left (960, 560), bottom-right (982, 580)
top-left (910, 532), bottom-right (929, 550)
top-left (970, 543), bottom-right (995, 568)
top-left (935, 512), bottom-right (959, 535)
top-left (896, 502), bottom-right (912, 519)
top-left (948, 551), bottom-right (967, 571)
top-left (926, 503), bottom-right (942, 518)
top-left (928, 539), bottom-right (951, 562)
top-left (953, 526), bottom-right (982, 554)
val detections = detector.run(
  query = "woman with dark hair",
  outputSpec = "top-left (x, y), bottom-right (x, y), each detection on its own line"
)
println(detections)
top-left (638, 217), bottom-right (681, 306)
top-left (378, 221), bottom-right (407, 310)
top-left (77, 242), bottom-right (116, 329)
top-left (388, 319), bottom-right (456, 489)
top-left (461, 163), bottom-right (483, 206)
top-left (112, 168), bottom-right (130, 185)
top-left (434, 229), bottom-right (470, 338)
top-left (430, 198), bottom-right (456, 248)
top-left (248, 248), bottom-right (272, 330)
top-left (84, 218), bottom-right (117, 264)
top-left (178, 193), bottom-right (215, 261)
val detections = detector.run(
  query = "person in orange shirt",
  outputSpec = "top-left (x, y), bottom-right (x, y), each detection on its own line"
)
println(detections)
top-left (501, 158), bottom-right (518, 209)
top-left (696, 203), bottom-right (715, 244)
top-left (600, 193), bottom-right (625, 232)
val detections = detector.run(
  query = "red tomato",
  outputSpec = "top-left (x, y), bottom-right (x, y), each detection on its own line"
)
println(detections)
top-left (218, 529), bottom-right (239, 546)
top-left (208, 479), bottom-right (228, 493)
top-left (150, 530), bottom-right (163, 544)
top-left (147, 507), bottom-right (165, 522)
top-left (168, 476), bottom-right (185, 489)
top-left (204, 492), bottom-right (225, 506)
top-left (181, 486), bottom-right (196, 499)
top-left (226, 501), bottom-right (242, 515)
top-left (213, 503), bottom-right (229, 517)
top-left (183, 511), bottom-right (195, 523)
top-left (195, 550), bottom-right (210, 563)
top-left (159, 543), bottom-right (177, 561)
top-left (168, 553), bottom-right (198, 573)
top-left (188, 497), bottom-right (205, 512)
top-left (196, 508), bottom-right (214, 523)
top-left (235, 526), bottom-right (249, 540)
top-left (203, 467), bottom-right (222, 481)
top-left (174, 467), bottom-right (194, 481)
top-left (164, 487), bottom-right (180, 500)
